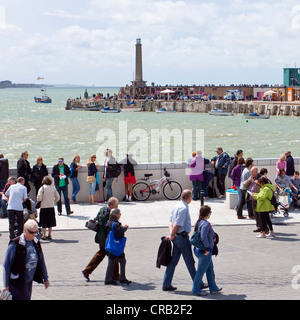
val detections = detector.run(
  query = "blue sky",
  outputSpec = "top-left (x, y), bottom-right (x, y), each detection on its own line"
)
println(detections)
top-left (0, 0), bottom-right (300, 86)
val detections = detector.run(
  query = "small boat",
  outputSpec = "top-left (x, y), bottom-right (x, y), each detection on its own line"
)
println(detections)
top-left (244, 112), bottom-right (270, 119)
top-left (101, 107), bottom-right (121, 113)
top-left (34, 89), bottom-right (52, 103)
top-left (209, 108), bottom-right (234, 116)
top-left (155, 108), bottom-right (176, 114)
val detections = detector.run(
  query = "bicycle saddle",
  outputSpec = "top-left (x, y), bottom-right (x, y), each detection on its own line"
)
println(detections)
top-left (144, 174), bottom-right (153, 177)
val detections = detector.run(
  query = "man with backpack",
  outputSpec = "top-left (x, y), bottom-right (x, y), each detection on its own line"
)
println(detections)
top-left (82, 197), bottom-right (120, 282)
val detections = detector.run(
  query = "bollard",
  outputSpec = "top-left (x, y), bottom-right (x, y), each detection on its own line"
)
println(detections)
top-left (200, 190), bottom-right (204, 207)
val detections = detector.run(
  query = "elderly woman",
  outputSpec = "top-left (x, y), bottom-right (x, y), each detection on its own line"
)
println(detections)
top-left (190, 151), bottom-right (207, 201)
top-left (37, 176), bottom-right (60, 240)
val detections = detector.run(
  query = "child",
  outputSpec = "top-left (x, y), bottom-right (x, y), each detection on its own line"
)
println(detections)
top-left (291, 171), bottom-right (300, 196)
top-left (104, 208), bottom-right (131, 285)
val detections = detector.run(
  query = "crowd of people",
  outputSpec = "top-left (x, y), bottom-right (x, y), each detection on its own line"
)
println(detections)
top-left (0, 148), bottom-right (299, 300)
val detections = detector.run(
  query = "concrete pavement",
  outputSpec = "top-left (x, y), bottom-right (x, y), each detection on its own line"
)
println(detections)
top-left (1, 198), bottom-right (300, 301)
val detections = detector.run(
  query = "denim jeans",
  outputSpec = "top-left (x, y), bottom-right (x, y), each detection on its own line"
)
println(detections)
top-left (70, 177), bottom-right (80, 202)
top-left (162, 235), bottom-right (196, 288)
top-left (55, 185), bottom-right (71, 214)
top-left (1, 198), bottom-right (7, 217)
top-left (192, 180), bottom-right (202, 200)
top-left (192, 251), bottom-right (218, 294)
top-left (89, 181), bottom-right (96, 195)
top-left (106, 178), bottom-right (114, 200)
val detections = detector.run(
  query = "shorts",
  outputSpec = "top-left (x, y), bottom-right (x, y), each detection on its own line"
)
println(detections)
top-left (124, 173), bottom-right (136, 184)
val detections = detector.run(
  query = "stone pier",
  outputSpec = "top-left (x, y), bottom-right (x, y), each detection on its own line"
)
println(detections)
top-left (66, 99), bottom-right (300, 116)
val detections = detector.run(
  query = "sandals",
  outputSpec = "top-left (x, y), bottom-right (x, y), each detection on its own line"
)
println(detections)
top-left (41, 236), bottom-right (52, 240)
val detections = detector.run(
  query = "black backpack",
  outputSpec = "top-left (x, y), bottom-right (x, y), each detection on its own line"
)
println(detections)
top-left (267, 186), bottom-right (277, 208)
top-left (95, 207), bottom-right (111, 246)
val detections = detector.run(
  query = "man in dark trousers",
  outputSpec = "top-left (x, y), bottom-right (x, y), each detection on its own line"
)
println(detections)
top-left (211, 147), bottom-right (231, 198)
top-left (82, 197), bottom-right (119, 282)
top-left (51, 158), bottom-right (73, 216)
top-left (17, 151), bottom-right (31, 194)
top-left (285, 150), bottom-right (295, 178)
top-left (0, 153), bottom-right (9, 192)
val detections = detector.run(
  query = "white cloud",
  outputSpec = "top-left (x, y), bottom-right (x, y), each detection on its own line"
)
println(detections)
top-left (0, 0), bottom-right (299, 85)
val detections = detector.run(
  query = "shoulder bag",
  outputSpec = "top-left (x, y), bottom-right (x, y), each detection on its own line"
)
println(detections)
top-left (105, 222), bottom-right (127, 257)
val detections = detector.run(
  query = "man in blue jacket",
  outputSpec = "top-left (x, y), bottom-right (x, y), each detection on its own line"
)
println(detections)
top-left (211, 147), bottom-right (230, 198)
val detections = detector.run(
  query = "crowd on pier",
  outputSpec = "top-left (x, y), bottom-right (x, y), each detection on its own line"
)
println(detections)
top-left (0, 147), bottom-right (299, 300)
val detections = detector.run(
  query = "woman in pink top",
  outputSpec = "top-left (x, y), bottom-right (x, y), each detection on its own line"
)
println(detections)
top-left (276, 154), bottom-right (287, 175)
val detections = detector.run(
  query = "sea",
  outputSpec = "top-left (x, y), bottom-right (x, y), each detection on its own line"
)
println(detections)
top-left (0, 87), bottom-right (299, 168)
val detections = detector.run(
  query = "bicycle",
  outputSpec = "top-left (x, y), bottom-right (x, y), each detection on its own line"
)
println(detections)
top-left (133, 167), bottom-right (182, 201)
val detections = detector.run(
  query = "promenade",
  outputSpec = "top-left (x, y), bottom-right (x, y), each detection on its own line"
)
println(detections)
top-left (1, 198), bottom-right (300, 301)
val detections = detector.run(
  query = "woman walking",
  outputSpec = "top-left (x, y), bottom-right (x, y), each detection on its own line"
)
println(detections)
top-left (70, 154), bottom-right (82, 203)
top-left (31, 157), bottom-right (48, 196)
top-left (37, 176), bottom-right (60, 240)
top-left (253, 177), bottom-right (275, 238)
top-left (192, 205), bottom-right (222, 296)
top-left (86, 154), bottom-right (98, 204)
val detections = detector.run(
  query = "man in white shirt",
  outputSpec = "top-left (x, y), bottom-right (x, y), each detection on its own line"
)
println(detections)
top-left (5, 177), bottom-right (28, 239)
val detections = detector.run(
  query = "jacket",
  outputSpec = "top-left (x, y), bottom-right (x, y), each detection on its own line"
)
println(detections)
top-left (253, 184), bottom-right (275, 212)
top-left (105, 218), bottom-right (127, 239)
top-left (156, 237), bottom-right (172, 268)
top-left (31, 164), bottom-right (48, 187)
top-left (17, 158), bottom-right (31, 181)
top-left (37, 185), bottom-right (60, 209)
top-left (0, 158), bottom-right (9, 180)
top-left (4, 235), bottom-right (47, 289)
top-left (189, 156), bottom-right (209, 182)
top-left (230, 164), bottom-right (243, 187)
top-left (51, 163), bottom-right (71, 186)
top-left (211, 152), bottom-right (230, 176)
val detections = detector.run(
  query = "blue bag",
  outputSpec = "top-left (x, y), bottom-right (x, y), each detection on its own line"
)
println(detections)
top-left (105, 222), bottom-right (127, 257)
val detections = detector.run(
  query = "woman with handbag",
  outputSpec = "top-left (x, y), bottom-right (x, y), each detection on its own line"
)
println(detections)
top-left (86, 154), bottom-right (99, 204)
top-left (192, 205), bottom-right (222, 296)
top-left (37, 176), bottom-right (60, 240)
top-left (104, 208), bottom-right (131, 285)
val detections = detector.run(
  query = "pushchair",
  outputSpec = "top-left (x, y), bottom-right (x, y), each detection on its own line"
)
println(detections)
top-left (271, 188), bottom-right (291, 218)
top-left (13, 199), bottom-right (42, 238)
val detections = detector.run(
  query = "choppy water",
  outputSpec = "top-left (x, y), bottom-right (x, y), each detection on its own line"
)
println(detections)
top-left (0, 87), bottom-right (299, 168)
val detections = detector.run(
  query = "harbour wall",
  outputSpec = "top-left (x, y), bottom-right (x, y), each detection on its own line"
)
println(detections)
top-left (66, 99), bottom-right (300, 116)
top-left (4, 158), bottom-right (300, 205)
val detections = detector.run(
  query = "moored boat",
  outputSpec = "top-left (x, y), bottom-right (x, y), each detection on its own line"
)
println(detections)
top-left (34, 89), bottom-right (52, 103)
top-left (209, 108), bottom-right (234, 116)
top-left (155, 108), bottom-right (176, 114)
top-left (244, 112), bottom-right (270, 119)
top-left (101, 107), bottom-right (121, 113)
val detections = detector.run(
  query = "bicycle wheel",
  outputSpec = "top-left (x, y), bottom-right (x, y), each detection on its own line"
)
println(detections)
top-left (133, 182), bottom-right (151, 201)
top-left (163, 181), bottom-right (182, 200)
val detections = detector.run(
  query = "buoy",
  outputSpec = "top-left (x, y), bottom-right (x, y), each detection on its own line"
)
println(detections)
top-left (246, 120), bottom-right (248, 123)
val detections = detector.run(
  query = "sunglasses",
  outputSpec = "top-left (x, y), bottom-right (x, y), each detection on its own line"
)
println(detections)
top-left (26, 229), bottom-right (37, 235)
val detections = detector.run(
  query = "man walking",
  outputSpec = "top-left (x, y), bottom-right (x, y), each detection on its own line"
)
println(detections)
top-left (211, 147), bottom-right (230, 198)
top-left (51, 158), bottom-right (73, 216)
top-left (5, 177), bottom-right (28, 240)
top-left (162, 189), bottom-right (196, 291)
top-left (82, 197), bottom-right (119, 282)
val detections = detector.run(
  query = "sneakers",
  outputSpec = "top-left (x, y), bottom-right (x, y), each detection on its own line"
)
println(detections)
top-left (256, 234), bottom-right (266, 238)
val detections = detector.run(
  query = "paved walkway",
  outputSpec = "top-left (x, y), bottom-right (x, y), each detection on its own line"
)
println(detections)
top-left (1, 199), bottom-right (300, 301)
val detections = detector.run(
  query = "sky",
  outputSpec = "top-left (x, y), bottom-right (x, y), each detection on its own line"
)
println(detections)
top-left (0, 0), bottom-right (300, 86)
